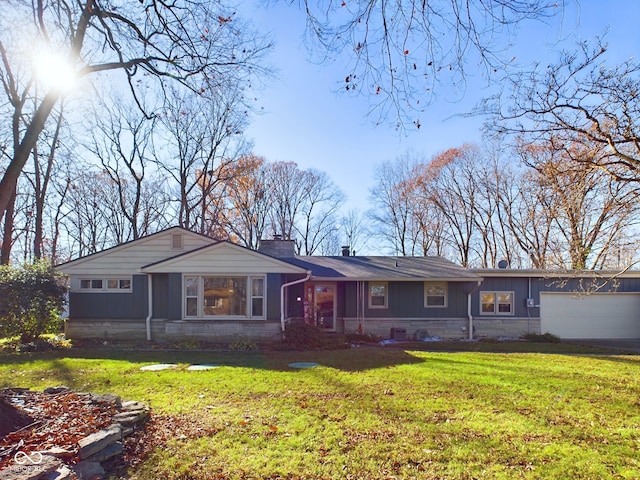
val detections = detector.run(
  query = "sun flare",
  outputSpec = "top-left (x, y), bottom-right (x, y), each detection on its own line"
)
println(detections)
top-left (32, 52), bottom-right (77, 93)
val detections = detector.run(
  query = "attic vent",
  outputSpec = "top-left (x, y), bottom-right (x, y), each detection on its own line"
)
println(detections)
top-left (172, 233), bottom-right (183, 250)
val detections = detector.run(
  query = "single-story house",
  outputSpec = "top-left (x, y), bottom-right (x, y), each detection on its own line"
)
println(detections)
top-left (55, 227), bottom-right (640, 342)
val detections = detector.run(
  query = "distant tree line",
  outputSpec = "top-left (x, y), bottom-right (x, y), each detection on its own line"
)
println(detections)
top-left (2, 2), bottom-right (640, 270)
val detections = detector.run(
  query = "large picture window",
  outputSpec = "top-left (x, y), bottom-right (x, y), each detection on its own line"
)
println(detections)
top-left (480, 291), bottom-right (514, 315)
top-left (184, 275), bottom-right (266, 319)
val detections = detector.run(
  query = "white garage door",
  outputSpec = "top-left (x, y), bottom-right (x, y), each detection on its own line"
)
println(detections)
top-left (540, 292), bottom-right (640, 339)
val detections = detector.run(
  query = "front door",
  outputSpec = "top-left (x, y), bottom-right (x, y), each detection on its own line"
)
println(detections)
top-left (313, 284), bottom-right (335, 331)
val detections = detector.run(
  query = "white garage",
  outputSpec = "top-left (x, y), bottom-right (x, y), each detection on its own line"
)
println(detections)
top-left (540, 292), bottom-right (640, 339)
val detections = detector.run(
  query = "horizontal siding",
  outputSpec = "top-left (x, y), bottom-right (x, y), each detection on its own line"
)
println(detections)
top-left (58, 230), bottom-right (215, 275)
top-left (143, 243), bottom-right (306, 274)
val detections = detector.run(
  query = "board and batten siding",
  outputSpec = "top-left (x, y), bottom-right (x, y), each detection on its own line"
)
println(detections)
top-left (69, 274), bottom-right (148, 319)
top-left (152, 273), bottom-right (183, 320)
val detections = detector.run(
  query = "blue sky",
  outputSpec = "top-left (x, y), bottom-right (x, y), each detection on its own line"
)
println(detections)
top-left (241, 0), bottom-right (640, 212)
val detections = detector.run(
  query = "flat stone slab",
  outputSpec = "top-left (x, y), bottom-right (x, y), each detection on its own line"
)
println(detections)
top-left (120, 400), bottom-right (147, 411)
top-left (78, 427), bottom-right (121, 460)
top-left (139, 364), bottom-right (178, 371)
top-left (84, 442), bottom-right (124, 463)
top-left (73, 461), bottom-right (105, 480)
top-left (288, 362), bottom-right (319, 369)
top-left (112, 410), bottom-right (147, 425)
top-left (2, 454), bottom-right (61, 480)
top-left (186, 364), bottom-right (220, 371)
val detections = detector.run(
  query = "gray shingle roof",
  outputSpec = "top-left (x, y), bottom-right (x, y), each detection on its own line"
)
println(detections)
top-left (283, 255), bottom-right (481, 282)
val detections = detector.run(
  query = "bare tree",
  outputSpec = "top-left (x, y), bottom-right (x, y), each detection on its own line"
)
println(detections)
top-left (368, 154), bottom-right (420, 255)
top-left (0, 0), bottom-right (269, 228)
top-left (299, 0), bottom-right (561, 126)
top-left (265, 161), bottom-right (310, 242)
top-left (423, 145), bottom-right (481, 267)
top-left (61, 170), bottom-right (112, 256)
top-left (295, 169), bottom-right (345, 255)
top-left (86, 98), bottom-right (155, 241)
top-left (515, 138), bottom-right (640, 270)
top-left (488, 41), bottom-right (640, 183)
top-left (498, 168), bottom-right (555, 269)
top-left (155, 85), bottom-right (251, 235)
top-left (340, 209), bottom-right (369, 256)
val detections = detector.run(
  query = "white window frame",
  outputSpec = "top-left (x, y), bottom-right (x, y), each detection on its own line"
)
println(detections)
top-left (250, 276), bottom-right (265, 318)
top-left (424, 282), bottom-right (447, 308)
top-left (183, 274), bottom-right (266, 320)
top-left (368, 281), bottom-right (388, 309)
top-left (76, 276), bottom-right (132, 293)
top-left (480, 291), bottom-right (514, 316)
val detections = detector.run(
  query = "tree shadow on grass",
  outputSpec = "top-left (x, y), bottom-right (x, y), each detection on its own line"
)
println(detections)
top-left (0, 346), bottom-right (427, 373)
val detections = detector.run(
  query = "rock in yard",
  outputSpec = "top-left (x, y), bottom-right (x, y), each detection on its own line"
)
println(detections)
top-left (89, 393), bottom-right (121, 406)
top-left (112, 410), bottom-right (148, 425)
top-left (73, 460), bottom-right (105, 480)
top-left (78, 427), bottom-right (121, 460)
top-left (1, 454), bottom-right (61, 480)
top-left (84, 442), bottom-right (124, 463)
top-left (120, 400), bottom-right (147, 412)
top-left (44, 464), bottom-right (73, 480)
top-left (43, 386), bottom-right (70, 395)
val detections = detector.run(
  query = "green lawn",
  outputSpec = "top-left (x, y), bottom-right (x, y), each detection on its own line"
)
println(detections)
top-left (1, 346), bottom-right (640, 479)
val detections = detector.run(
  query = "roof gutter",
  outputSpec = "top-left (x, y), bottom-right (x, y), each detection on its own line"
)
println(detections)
top-left (146, 274), bottom-right (153, 341)
top-left (280, 271), bottom-right (312, 332)
top-left (467, 280), bottom-right (482, 341)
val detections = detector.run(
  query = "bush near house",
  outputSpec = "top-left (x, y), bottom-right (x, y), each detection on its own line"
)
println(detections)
top-left (0, 261), bottom-right (66, 343)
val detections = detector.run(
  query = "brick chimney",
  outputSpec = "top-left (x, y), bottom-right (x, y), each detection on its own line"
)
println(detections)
top-left (258, 237), bottom-right (296, 258)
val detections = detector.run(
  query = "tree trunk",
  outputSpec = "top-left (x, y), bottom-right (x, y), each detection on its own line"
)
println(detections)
top-left (0, 187), bottom-right (16, 265)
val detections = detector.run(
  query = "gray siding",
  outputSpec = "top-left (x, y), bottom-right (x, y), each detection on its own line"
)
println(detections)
top-left (68, 274), bottom-right (148, 320)
top-left (366, 281), bottom-right (468, 318)
top-left (266, 273), bottom-right (282, 320)
top-left (472, 275), bottom-right (640, 319)
top-left (168, 273), bottom-right (183, 320)
top-left (152, 274), bottom-right (169, 318)
top-left (152, 273), bottom-right (182, 319)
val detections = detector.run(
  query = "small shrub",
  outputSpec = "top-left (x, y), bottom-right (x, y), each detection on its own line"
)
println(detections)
top-left (0, 261), bottom-right (67, 343)
top-left (280, 321), bottom-right (348, 350)
top-left (228, 339), bottom-right (258, 350)
top-left (1, 335), bottom-right (72, 353)
top-left (172, 340), bottom-right (202, 350)
top-left (522, 332), bottom-right (561, 343)
top-left (345, 333), bottom-right (383, 344)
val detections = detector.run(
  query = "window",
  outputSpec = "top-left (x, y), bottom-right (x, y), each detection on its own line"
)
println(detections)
top-left (107, 279), bottom-right (131, 290)
top-left (425, 282), bottom-right (447, 307)
top-left (184, 275), bottom-right (265, 319)
top-left (251, 277), bottom-right (264, 317)
top-left (78, 277), bottom-right (131, 292)
top-left (480, 291), bottom-right (514, 315)
top-left (369, 282), bottom-right (388, 308)
top-left (185, 276), bottom-right (199, 317)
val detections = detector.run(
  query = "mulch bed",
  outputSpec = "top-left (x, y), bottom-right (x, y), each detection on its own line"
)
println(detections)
top-left (0, 389), bottom-right (156, 478)
top-left (0, 388), bottom-right (222, 479)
